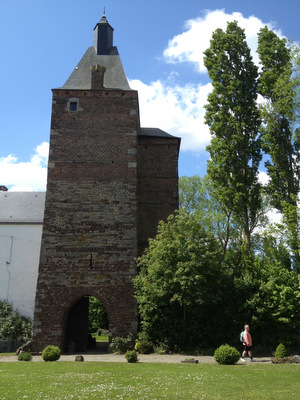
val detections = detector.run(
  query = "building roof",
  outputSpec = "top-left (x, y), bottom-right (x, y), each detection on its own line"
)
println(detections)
top-left (60, 46), bottom-right (131, 90)
top-left (139, 127), bottom-right (181, 140)
top-left (0, 192), bottom-right (45, 224)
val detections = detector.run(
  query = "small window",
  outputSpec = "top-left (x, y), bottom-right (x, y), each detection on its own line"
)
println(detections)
top-left (70, 102), bottom-right (77, 111)
top-left (66, 98), bottom-right (82, 112)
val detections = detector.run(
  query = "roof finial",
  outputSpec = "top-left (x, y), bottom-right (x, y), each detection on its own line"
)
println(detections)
top-left (100, 6), bottom-right (107, 23)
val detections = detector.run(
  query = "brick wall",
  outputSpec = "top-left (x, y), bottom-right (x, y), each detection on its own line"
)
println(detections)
top-left (33, 88), bottom-right (140, 351)
top-left (137, 135), bottom-right (180, 254)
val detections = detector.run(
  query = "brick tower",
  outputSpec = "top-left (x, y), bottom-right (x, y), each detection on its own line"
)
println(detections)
top-left (32, 12), bottom-right (180, 352)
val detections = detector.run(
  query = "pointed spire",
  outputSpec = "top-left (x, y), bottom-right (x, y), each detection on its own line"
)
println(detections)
top-left (94, 9), bottom-right (114, 55)
top-left (100, 7), bottom-right (108, 24)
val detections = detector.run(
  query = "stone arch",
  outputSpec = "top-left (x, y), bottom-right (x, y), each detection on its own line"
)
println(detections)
top-left (62, 291), bottom-right (110, 353)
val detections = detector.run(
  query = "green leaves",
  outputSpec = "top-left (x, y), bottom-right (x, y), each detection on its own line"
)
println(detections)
top-left (204, 21), bottom-right (262, 250)
top-left (88, 296), bottom-right (108, 333)
top-left (247, 255), bottom-right (300, 345)
top-left (0, 300), bottom-right (32, 342)
top-left (257, 26), bottom-right (291, 98)
top-left (258, 27), bottom-right (300, 269)
top-left (134, 210), bottom-right (223, 348)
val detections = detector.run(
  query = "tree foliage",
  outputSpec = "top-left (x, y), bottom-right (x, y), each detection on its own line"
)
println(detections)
top-left (179, 175), bottom-right (236, 260)
top-left (134, 211), bottom-right (227, 349)
top-left (135, 177), bottom-right (300, 350)
top-left (179, 175), bottom-right (269, 270)
top-left (257, 26), bottom-right (300, 269)
top-left (88, 297), bottom-right (108, 333)
top-left (0, 300), bottom-right (32, 342)
top-left (204, 21), bottom-right (262, 251)
top-left (248, 243), bottom-right (300, 347)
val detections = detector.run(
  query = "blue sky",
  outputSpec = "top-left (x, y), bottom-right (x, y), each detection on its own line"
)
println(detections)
top-left (1, 0), bottom-right (300, 191)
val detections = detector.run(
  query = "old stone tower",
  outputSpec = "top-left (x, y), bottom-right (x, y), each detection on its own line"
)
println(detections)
top-left (32, 12), bottom-right (180, 352)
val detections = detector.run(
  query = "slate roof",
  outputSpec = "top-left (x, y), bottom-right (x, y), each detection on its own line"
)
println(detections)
top-left (61, 46), bottom-right (131, 90)
top-left (139, 127), bottom-right (180, 140)
top-left (0, 192), bottom-right (45, 224)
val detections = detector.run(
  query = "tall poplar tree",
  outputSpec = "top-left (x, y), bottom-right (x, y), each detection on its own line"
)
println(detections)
top-left (204, 21), bottom-right (262, 251)
top-left (257, 27), bottom-right (300, 270)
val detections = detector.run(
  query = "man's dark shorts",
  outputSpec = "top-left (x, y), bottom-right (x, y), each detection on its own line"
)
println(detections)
top-left (243, 344), bottom-right (252, 351)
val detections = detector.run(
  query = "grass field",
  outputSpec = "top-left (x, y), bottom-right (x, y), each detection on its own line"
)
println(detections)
top-left (92, 332), bottom-right (109, 342)
top-left (0, 360), bottom-right (299, 399)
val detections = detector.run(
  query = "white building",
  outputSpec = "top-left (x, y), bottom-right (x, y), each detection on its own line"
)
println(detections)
top-left (0, 190), bottom-right (45, 319)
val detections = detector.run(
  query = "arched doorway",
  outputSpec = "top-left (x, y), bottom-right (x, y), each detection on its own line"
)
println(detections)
top-left (64, 296), bottom-right (108, 353)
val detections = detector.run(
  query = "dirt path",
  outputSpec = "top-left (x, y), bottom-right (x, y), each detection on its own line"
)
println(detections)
top-left (0, 353), bottom-right (272, 364)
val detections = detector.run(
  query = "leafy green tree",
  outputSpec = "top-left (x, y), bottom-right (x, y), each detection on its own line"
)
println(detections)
top-left (134, 210), bottom-right (227, 349)
top-left (203, 21), bottom-right (262, 252)
top-left (257, 27), bottom-right (291, 98)
top-left (88, 297), bottom-right (108, 333)
top-left (179, 175), bottom-right (243, 267)
top-left (0, 300), bottom-right (32, 342)
top-left (179, 175), bottom-right (211, 214)
top-left (257, 27), bottom-right (300, 269)
top-left (231, 228), bottom-right (300, 349)
top-left (248, 249), bottom-right (300, 348)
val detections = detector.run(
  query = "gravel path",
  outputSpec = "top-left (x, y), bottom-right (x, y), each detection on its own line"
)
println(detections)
top-left (0, 353), bottom-right (272, 364)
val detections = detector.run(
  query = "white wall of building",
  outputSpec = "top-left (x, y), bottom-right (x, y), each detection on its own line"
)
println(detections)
top-left (0, 224), bottom-right (42, 319)
top-left (0, 191), bottom-right (45, 321)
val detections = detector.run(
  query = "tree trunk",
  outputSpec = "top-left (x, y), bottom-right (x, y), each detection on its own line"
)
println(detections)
top-left (243, 207), bottom-right (251, 251)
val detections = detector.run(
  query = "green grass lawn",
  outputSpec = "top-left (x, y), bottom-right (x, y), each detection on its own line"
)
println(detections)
top-left (0, 361), bottom-right (299, 399)
top-left (92, 333), bottom-right (109, 342)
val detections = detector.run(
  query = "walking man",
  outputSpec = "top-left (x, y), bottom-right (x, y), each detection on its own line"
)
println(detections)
top-left (241, 324), bottom-right (254, 362)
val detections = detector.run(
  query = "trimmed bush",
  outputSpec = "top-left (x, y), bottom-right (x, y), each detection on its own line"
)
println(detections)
top-left (18, 351), bottom-right (32, 361)
top-left (42, 345), bottom-right (61, 361)
top-left (135, 339), bottom-right (154, 354)
top-left (109, 334), bottom-right (135, 354)
top-left (125, 350), bottom-right (139, 363)
top-left (214, 344), bottom-right (240, 365)
top-left (275, 343), bottom-right (287, 358)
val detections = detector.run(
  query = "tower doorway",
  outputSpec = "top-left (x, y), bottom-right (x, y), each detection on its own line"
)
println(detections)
top-left (65, 296), bottom-right (109, 353)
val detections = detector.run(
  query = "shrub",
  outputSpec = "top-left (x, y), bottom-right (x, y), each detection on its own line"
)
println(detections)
top-left (135, 339), bottom-right (154, 354)
top-left (154, 342), bottom-right (170, 355)
top-left (18, 352), bottom-right (32, 361)
top-left (42, 345), bottom-right (61, 361)
top-left (0, 300), bottom-right (32, 342)
top-left (109, 334), bottom-right (135, 354)
top-left (135, 333), bottom-right (154, 354)
top-left (275, 343), bottom-right (287, 358)
top-left (214, 344), bottom-right (240, 365)
top-left (125, 350), bottom-right (139, 363)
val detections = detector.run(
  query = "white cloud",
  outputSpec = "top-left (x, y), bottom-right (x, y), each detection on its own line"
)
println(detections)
top-left (258, 171), bottom-right (270, 186)
top-left (130, 78), bottom-right (212, 151)
top-left (0, 142), bottom-right (49, 191)
top-left (163, 9), bottom-right (282, 73)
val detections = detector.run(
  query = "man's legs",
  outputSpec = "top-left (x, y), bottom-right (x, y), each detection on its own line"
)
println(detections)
top-left (241, 346), bottom-right (254, 362)
top-left (241, 346), bottom-right (247, 362)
